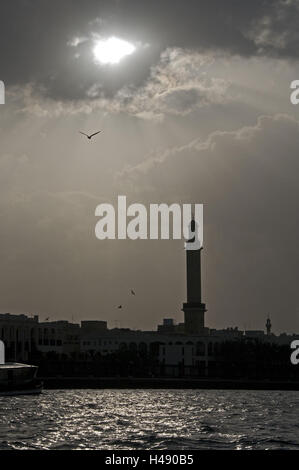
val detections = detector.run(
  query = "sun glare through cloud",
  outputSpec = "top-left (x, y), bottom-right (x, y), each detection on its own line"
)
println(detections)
top-left (93, 36), bottom-right (136, 65)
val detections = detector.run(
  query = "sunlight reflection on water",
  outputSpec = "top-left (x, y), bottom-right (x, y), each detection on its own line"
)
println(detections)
top-left (0, 389), bottom-right (299, 450)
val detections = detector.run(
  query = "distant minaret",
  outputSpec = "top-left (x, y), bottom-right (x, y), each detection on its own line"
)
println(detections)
top-left (182, 217), bottom-right (206, 335)
top-left (266, 316), bottom-right (272, 336)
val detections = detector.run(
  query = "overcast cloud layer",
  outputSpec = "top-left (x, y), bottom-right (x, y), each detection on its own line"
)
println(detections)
top-left (1, 0), bottom-right (299, 100)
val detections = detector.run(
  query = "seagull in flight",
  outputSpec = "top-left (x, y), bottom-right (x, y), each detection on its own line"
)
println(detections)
top-left (79, 130), bottom-right (102, 140)
top-left (130, 289), bottom-right (136, 296)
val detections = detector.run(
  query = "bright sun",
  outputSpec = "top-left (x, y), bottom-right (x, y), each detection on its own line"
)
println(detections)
top-left (93, 36), bottom-right (136, 65)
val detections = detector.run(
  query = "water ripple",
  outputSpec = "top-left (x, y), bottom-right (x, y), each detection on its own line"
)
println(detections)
top-left (0, 389), bottom-right (299, 449)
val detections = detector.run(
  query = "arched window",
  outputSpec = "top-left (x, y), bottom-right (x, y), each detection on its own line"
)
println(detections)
top-left (149, 342), bottom-right (160, 355)
top-left (139, 342), bottom-right (147, 354)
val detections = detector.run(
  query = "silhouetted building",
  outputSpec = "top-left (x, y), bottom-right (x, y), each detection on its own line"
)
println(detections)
top-left (158, 318), bottom-right (175, 333)
top-left (0, 313), bottom-right (38, 361)
top-left (37, 321), bottom-right (80, 356)
top-left (81, 320), bottom-right (107, 334)
top-left (244, 330), bottom-right (265, 338)
top-left (157, 318), bottom-right (185, 334)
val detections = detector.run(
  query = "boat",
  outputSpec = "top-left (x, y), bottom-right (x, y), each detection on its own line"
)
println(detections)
top-left (0, 362), bottom-right (43, 396)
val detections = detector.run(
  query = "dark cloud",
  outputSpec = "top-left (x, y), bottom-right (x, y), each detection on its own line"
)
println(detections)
top-left (1, 0), bottom-right (299, 101)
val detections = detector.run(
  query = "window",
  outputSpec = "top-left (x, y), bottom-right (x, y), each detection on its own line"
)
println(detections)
top-left (196, 342), bottom-right (205, 356)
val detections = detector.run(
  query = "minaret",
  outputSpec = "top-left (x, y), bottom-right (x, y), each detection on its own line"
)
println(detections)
top-left (182, 218), bottom-right (207, 335)
top-left (266, 316), bottom-right (272, 336)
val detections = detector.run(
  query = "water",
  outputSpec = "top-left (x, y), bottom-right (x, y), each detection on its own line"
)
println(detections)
top-left (0, 389), bottom-right (299, 450)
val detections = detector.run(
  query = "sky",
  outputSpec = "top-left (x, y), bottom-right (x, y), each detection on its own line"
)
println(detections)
top-left (0, 0), bottom-right (299, 333)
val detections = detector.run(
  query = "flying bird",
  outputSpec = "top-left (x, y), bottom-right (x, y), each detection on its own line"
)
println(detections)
top-left (79, 130), bottom-right (102, 140)
top-left (117, 305), bottom-right (122, 309)
top-left (131, 290), bottom-right (136, 296)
